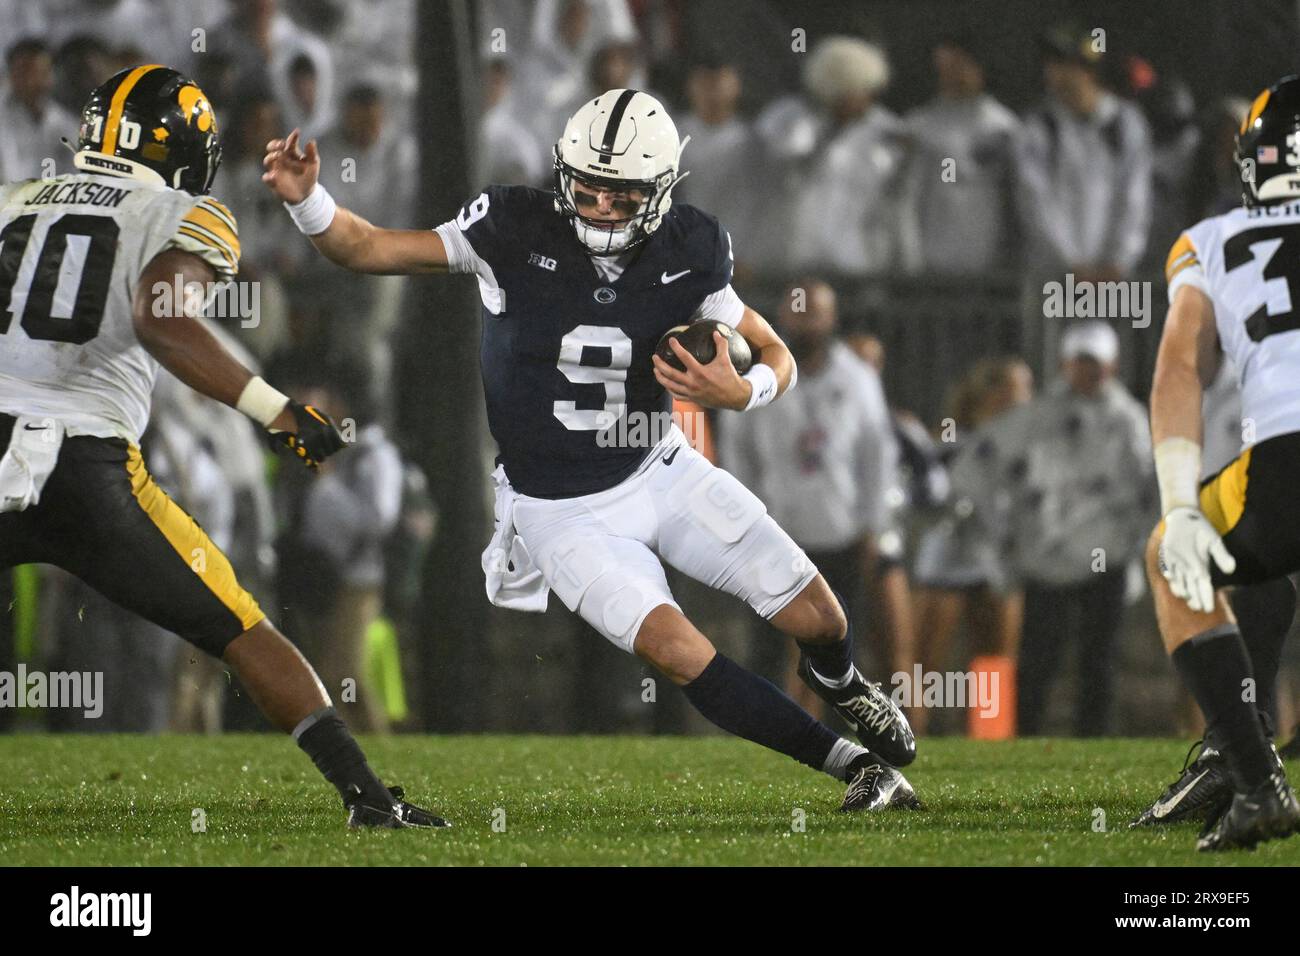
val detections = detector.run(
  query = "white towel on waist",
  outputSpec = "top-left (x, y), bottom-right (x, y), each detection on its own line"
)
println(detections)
top-left (481, 464), bottom-right (549, 612)
top-left (0, 415), bottom-right (65, 513)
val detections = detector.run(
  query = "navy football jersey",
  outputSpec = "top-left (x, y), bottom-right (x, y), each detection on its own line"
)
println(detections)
top-left (439, 185), bottom-right (736, 498)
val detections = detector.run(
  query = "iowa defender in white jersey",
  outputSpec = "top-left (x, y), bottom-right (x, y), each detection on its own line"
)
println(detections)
top-left (264, 89), bottom-right (918, 813)
top-left (1145, 75), bottom-right (1300, 851)
top-left (0, 65), bottom-right (444, 828)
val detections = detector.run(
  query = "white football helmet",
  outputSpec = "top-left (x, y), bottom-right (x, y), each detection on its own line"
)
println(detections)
top-left (554, 88), bottom-right (689, 256)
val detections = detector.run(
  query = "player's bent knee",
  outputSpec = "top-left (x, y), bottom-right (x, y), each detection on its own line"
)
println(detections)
top-left (633, 606), bottom-right (714, 684)
top-left (534, 533), bottom-right (677, 653)
top-left (812, 590), bottom-right (848, 643)
top-left (577, 573), bottom-right (679, 654)
top-left (740, 525), bottom-right (819, 620)
top-left (773, 575), bottom-right (846, 643)
top-left (600, 584), bottom-right (658, 647)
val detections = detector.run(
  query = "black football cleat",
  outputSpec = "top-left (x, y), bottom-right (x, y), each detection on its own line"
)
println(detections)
top-left (1130, 740), bottom-right (1232, 828)
top-left (1196, 770), bottom-right (1300, 852)
top-left (798, 656), bottom-right (916, 767)
top-left (1131, 739), bottom-right (1285, 828)
top-left (347, 786), bottom-right (450, 829)
top-left (840, 754), bottom-right (921, 813)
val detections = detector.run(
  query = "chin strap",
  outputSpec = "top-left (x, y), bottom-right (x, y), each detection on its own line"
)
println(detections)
top-left (643, 136), bottom-right (691, 236)
top-left (1256, 173), bottom-right (1300, 203)
top-left (647, 168), bottom-right (689, 223)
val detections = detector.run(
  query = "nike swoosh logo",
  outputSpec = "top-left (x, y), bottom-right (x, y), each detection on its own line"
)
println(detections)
top-left (662, 445), bottom-right (680, 466)
top-left (22, 424), bottom-right (49, 431)
top-left (1152, 769), bottom-right (1210, 818)
top-left (661, 269), bottom-right (690, 284)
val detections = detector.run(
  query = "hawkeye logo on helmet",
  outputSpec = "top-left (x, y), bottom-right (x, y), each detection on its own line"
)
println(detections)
top-left (177, 85), bottom-right (214, 132)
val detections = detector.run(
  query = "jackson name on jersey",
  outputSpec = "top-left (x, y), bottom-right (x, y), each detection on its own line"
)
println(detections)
top-left (1167, 200), bottom-right (1300, 445)
top-left (0, 172), bottom-right (239, 442)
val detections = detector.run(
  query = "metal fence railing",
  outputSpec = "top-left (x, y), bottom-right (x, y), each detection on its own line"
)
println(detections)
top-left (739, 270), bottom-right (1168, 426)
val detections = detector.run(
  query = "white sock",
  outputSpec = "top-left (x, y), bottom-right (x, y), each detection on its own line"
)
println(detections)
top-left (822, 737), bottom-right (869, 780)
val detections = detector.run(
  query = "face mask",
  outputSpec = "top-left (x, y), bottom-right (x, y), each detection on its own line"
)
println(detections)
top-left (572, 216), bottom-right (638, 255)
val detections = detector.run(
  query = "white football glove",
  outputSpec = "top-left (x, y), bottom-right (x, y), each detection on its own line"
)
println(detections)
top-left (1157, 506), bottom-right (1236, 613)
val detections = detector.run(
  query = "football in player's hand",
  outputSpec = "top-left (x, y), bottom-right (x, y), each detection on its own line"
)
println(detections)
top-left (655, 321), bottom-right (753, 374)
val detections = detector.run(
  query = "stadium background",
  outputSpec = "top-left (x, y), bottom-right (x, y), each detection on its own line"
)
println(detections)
top-left (1, 0), bottom-right (1298, 740)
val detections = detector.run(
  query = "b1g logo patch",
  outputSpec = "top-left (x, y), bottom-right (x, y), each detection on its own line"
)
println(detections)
top-left (528, 252), bottom-right (557, 272)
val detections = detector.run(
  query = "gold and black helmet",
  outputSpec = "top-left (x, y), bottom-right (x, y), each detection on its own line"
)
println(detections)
top-left (1237, 75), bottom-right (1300, 208)
top-left (75, 64), bottom-right (221, 195)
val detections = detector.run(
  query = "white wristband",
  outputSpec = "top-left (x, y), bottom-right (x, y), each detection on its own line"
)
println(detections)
top-left (742, 363), bottom-right (778, 411)
top-left (1154, 437), bottom-right (1203, 515)
top-left (236, 376), bottom-right (290, 428)
top-left (284, 183), bottom-right (337, 236)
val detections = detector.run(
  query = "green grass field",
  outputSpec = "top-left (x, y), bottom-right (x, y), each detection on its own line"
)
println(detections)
top-left (1, 734), bottom-right (1297, 866)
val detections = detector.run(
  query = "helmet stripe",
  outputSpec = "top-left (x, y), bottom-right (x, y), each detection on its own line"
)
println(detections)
top-left (102, 63), bottom-right (164, 155)
top-left (598, 89), bottom-right (638, 160)
top-left (1242, 88), bottom-right (1272, 135)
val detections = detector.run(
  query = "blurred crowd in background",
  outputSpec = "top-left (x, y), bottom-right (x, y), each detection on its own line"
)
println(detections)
top-left (0, 0), bottom-right (1296, 741)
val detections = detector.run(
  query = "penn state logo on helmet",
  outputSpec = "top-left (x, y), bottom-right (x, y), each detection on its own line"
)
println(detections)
top-left (1237, 75), bottom-right (1300, 207)
top-left (74, 64), bottom-right (222, 195)
top-left (553, 88), bottom-right (690, 256)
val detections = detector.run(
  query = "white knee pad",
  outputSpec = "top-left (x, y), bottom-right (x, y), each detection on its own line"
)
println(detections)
top-left (536, 531), bottom-right (678, 653)
top-left (578, 572), bottom-right (679, 654)
top-left (745, 520), bottom-right (818, 619)
top-left (657, 454), bottom-right (818, 620)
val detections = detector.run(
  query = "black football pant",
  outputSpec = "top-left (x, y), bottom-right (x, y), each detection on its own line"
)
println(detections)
top-left (0, 414), bottom-right (263, 658)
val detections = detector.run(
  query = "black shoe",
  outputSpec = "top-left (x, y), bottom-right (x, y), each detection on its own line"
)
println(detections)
top-left (840, 754), bottom-right (921, 813)
top-left (1130, 740), bottom-right (1232, 828)
top-left (797, 656), bottom-right (916, 767)
top-left (1196, 770), bottom-right (1300, 852)
top-left (347, 786), bottom-right (451, 829)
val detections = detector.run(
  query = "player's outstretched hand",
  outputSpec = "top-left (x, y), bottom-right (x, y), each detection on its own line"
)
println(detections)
top-left (262, 129), bottom-right (320, 204)
top-left (268, 400), bottom-right (346, 471)
top-left (1158, 506), bottom-right (1237, 614)
top-left (652, 331), bottom-right (752, 411)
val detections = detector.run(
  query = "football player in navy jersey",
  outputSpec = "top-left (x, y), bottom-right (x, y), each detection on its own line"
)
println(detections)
top-left (264, 89), bottom-right (918, 811)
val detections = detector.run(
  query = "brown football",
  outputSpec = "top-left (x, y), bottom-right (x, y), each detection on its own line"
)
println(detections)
top-left (655, 320), bottom-right (753, 374)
